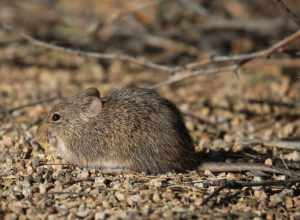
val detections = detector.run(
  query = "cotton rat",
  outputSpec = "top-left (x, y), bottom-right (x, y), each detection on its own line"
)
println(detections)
top-left (37, 87), bottom-right (197, 173)
top-left (37, 87), bottom-right (300, 176)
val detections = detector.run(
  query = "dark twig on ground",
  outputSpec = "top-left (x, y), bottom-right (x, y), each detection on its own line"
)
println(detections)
top-left (199, 178), bottom-right (300, 189)
top-left (240, 139), bottom-right (300, 151)
top-left (199, 177), bottom-right (300, 204)
top-left (201, 186), bottom-right (227, 205)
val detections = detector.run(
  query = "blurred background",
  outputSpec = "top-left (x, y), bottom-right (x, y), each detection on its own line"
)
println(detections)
top-left (1, 0), bottom-right (300, 145)
top-left (1, 0), bottom-right (300, 148)
top-left (1, 1), bottom-right (300, 219)
top-left (0, 0), bottom-right (300, 91)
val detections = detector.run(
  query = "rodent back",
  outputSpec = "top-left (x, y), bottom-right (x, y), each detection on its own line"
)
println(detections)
top-left (97, 88), bottom-right (196, 173)
top-left (38, 87), bottom-right (196, 173)
top-left (102, 88), bottom-right (193, 145)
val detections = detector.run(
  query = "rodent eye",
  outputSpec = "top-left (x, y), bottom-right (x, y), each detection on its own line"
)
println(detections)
top-left (51, 113), bottom-right (61, 122)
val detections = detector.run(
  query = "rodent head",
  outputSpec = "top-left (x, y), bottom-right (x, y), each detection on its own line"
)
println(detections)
top-left (36, 87), bottom-right (103, 160)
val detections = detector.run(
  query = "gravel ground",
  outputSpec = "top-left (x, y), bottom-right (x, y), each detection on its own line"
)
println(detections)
top-left (1, 1), bottom-right (300, 219)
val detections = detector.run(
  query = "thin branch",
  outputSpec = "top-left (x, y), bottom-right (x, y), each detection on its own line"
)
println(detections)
top-left (274, 0), bottom-right (300, 27)
top-left (1, 22), bottom-right (300, 88)
top-left (201, 17), bottom-right (296, 35)
top-left (209, 30), bottom-right (300, 64)
top-left (199, 178), bottom-right (300, 204)
top-left (149, 65), bottom-right (238, 89)
top-left (0, 97), bottom-right (58, 114)
top-left (202, 186), bottom-right (226, 205)
top-left (90, 0), bottom-right (165, 37)
top-left (151, 30), bottom-right (300, 87)
top-left (5, 97), bottom-right (58, 114)
top-left (38, 162), bottom-right (74, 166)
top-left (0, 22), bottom-right (177, 74)
top-left (240, 139), bottom-right (300, 151)
top-left (107, 0), bottom-right (165, 24)
top-left (198, 178), bottom-right (300, 189)
top-left (0, 96), bottom-right (59, 121)
top-left (177, 0), bottom-right (208, 16)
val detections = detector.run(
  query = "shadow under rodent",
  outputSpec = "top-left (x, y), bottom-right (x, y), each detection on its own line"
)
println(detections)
top-left (37, 87), bottom-right (300, 176)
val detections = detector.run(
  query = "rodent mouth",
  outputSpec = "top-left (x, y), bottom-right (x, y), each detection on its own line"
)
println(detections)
top-left (47, 131), bottom-right (62, 152)
top-left (47, 131), bottom-right (57, 147)
top-left (46, 131), bottom-right (69, 159)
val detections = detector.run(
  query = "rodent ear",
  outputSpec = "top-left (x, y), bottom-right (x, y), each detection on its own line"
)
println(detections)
top-left (83, 87), bottom-right (101, 98)
top-left (86, 97), bottom-right (102, 117)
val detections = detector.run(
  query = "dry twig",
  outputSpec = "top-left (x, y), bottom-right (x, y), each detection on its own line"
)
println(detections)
top-left (199, 178), bottom-right (300, 204)
top-left (201, 17), bottom-right (296, 35)
top-left (240, 139), bottom-right (300, 151)
top-left (152, 29), bottom-right (300, 87)
top-left (200, 178), bottom-right (300, 189)
top-left (149, 65), bottom-right (238, 88)
top-left (0, 97), bottom-right (58, 115)
top-left (1, 21), bottom-right (300, 88)
top-left (106, 0), bottom-right (164, 24)
top-left (0, 22), bottom-right (176, 73)
top-left (90, 0), bottom-right (165, 37)
top-left (208, 30), bottom-right (300, 64)
top-left (274, 0), bottom-right (300, 26)
top-left (201, 186), bottom-right (226, 205)
top-left (0, 96), bottom-right (59, 121)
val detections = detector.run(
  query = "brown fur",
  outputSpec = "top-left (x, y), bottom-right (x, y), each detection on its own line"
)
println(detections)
top-left (37, 87), bottom-right (300, 176)
top-left (37, 87), bottom-right (197, 174)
